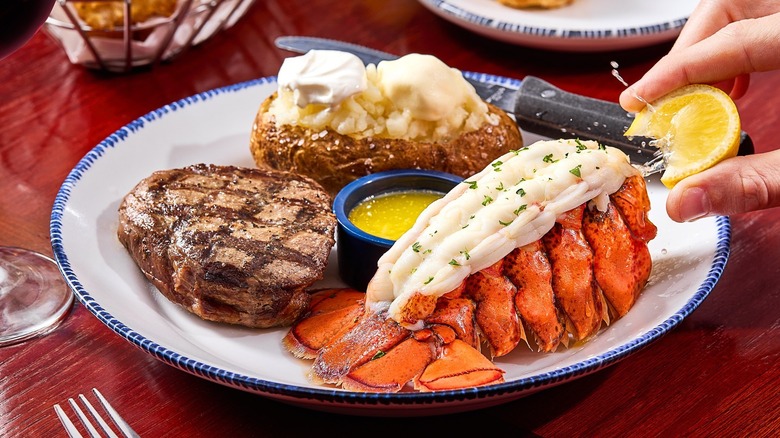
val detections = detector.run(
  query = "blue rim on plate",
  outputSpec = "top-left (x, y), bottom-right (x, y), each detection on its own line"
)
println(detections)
top-left (49, 73), bottom-right (731, 413)
top-left (419, 0), bottom-right (697, 52)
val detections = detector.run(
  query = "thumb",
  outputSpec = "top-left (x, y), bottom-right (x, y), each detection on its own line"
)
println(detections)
top-left (665, 151), bottom-right (780, 222)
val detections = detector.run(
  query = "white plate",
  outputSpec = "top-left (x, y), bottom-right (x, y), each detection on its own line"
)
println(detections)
top-left (419, 0), bottom-right (698, 52)
top-left (51, 74), bottom-right (729, 416)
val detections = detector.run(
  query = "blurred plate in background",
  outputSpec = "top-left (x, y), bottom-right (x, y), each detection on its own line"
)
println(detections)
top-left (419, 0), bottom-right (697, 52)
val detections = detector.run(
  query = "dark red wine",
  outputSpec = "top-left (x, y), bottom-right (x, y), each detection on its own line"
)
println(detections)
top-left (0, 0), bottom-right (56, 59)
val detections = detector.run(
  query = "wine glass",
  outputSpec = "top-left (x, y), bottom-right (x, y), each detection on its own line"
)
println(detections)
top-left (1, 0), bottom-right (73, 347)
top-left (0, 247), bottom-right (73, 346)
top-left (0, 0), bottom-right (56, 59)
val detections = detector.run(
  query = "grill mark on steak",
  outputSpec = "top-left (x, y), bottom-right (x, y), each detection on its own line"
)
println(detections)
top-left (117, 164), bottom-right (337, 328)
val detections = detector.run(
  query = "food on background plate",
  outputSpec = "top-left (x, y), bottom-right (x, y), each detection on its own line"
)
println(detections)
top-left (624, 84), bottom-right (741, 189)
top-left (249, 50), bottom-right (523, 196)
top-left (73, 0), bottom-right (178, 30)
top-left (117, 164), bottom-right (336, 328)
top-left (284, 139), bottom-right (657, 392)
top-left (498, 0), bottom-right (574, 9)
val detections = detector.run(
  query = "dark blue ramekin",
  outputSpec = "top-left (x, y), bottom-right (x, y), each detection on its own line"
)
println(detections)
top-left (332, 169), bottom-right (463, 291)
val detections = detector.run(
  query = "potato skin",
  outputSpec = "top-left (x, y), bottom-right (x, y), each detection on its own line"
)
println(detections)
top-left (249, 93), bottom-right (523, 196)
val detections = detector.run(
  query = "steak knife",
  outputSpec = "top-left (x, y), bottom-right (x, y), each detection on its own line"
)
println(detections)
top-left (274, 36), bottom-right (753, 166)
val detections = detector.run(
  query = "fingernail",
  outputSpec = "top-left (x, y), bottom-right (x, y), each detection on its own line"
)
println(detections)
top-left (678, 187), bottom-right (712, 222)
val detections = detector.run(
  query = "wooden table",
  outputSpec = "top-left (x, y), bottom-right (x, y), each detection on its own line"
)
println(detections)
top-left (1, 0), bottom-right (778, 435)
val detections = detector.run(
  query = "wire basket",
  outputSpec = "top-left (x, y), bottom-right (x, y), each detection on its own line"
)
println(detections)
top-left (44, 0), bottom-right (257, 72)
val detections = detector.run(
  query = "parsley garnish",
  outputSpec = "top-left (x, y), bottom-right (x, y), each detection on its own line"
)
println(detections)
top-left (412, 242), bottom-right (421, 252)
top-left (460, 249), bottom-right (471, 260)
top-left (516, 188), bottom-right (526, 196)
top-left (570, 164), bottom-right (582, 178)
top-left (464, 180), bottom-right (478, 189)
top-left (372, 351), bottom-right (386, 360)
top-left (449, 259), bottom-right (461, 266)
top-left (424, 277), bottom-right (434, 285)
top-left (575, 138), bottom-right (587, 150)
top-left (510, 147), bottom-right (529, 155)
top-left (499, 219), bottom-right (512, 226)
top-left (482, 195), bottom-right (493, 206)
top-left (543, 154), bottom-right (557, 163)
top-left (514, 204), bottom-right (527, 215)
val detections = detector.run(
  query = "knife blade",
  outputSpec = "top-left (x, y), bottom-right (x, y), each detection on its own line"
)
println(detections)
top-left (274, 36), bottom-right (753, 165)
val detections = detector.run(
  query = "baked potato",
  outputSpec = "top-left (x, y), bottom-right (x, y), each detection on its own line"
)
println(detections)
top-left (249, 92), bottom-right (523, 196)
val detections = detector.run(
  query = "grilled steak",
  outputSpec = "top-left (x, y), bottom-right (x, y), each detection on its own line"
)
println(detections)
top-left (117, 164), bottom-right (336, 328)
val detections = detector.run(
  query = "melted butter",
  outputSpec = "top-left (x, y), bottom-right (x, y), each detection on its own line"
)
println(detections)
top-left (349, 191), bottom-right (444, 241)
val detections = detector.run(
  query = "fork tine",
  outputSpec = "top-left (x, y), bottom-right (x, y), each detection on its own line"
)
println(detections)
top-left (54, 389), bottom-right (140, 438)
top-left (92, 388), bottom-right (141, 438)
top-left (79, 394), bottom-right (120, 438)
top-left (67, 398), bottom-right (102, 438)
top-left (54, 404), bottom-right (85, 438)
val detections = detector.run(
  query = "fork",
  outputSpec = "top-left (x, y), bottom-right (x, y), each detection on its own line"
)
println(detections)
top-left (54, 388), bottom-right (140, 438)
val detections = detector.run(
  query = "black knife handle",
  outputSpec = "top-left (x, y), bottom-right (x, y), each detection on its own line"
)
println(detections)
top-left (515, 76), bottom-right (657, 163)
top-left (514, 76), bottom-right (754, 162)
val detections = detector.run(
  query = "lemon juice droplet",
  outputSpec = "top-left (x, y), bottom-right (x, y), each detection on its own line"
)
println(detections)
top-left (610, 61), bottom-right (655, 112)
top-left (611, 61), bottom-right (629, 87)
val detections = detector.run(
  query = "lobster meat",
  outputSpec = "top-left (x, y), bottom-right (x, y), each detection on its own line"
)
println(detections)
top-left (283, 139), bottom-right (657, 392)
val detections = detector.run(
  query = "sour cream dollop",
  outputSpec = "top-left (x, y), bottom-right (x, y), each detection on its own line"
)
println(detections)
top-left (277, 50), bottom-right (368, 108)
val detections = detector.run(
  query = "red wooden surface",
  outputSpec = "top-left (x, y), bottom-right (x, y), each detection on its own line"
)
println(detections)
top-left (1, 0), bottom-right (778, 436)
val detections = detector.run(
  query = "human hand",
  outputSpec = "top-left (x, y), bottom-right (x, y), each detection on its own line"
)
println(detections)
top-left (665, 150), bottom-right (780, 222)
top-left (620, 0), bottom-right (780, 221)
top-left (619, 0), bottom-right (780, 113)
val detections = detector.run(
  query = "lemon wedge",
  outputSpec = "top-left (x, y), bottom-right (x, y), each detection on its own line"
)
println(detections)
top-left (624, 84), bottom-right (741, 188)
